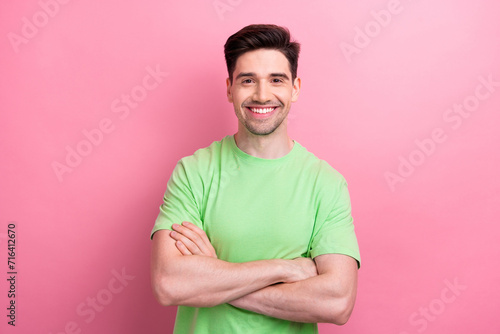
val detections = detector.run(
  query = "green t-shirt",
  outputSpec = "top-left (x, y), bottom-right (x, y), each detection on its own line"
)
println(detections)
top-left (151, 135), bottom-right (360, 334)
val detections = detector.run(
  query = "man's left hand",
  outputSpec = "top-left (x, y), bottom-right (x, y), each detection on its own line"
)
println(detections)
top-left (169, 221), bottom-right (217, 259)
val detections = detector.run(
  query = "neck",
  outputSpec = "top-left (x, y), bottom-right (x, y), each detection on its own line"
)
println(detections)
top-left (234, 127), bottom-right (294, 159)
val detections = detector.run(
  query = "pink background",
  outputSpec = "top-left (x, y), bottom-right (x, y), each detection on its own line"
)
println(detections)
top-left (1, 1), bottom-right (499, 333)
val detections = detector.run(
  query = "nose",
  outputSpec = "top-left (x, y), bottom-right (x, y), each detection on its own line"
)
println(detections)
top-left (253, 82), bottom-right (272, 103)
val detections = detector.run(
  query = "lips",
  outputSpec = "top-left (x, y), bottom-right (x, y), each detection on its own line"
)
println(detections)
top-left (249, 107), bottom-right (276, 114)
top-left (244, 106), bottom-right (279, 115)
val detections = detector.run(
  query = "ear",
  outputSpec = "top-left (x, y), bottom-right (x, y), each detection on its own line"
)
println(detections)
top-left (291, 77), bottom-right (301, 102)
top-left (226, 78), bottom-right (233, 103)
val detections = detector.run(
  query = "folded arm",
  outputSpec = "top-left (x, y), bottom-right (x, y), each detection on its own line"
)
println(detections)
top-left (150, 222), bottom-right (317, 308)
top-left (171, 222), bottom-right (358, 324)
top-left (229, 253), bottom-right (358, 324)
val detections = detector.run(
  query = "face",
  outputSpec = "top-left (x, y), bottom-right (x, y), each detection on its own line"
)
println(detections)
top-left (226, 49), bottom-right (301, 136)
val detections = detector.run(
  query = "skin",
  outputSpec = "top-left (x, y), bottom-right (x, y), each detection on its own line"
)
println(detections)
top-left (168, 222), bottom-right (358, 324)
top-left (151, 227), bottom-right (317, 308)
top-left (151, 49), bottom-right (358, 324)
top-left (226, 49), bottom-right (301, 159)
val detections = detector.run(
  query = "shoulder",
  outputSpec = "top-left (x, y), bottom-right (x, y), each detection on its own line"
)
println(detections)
top-left (179, 136), bottom-right (228, 167)
top-left (174, 136), bottom-right (231, 181)
top-left (295, 143), bottom-right (347, 187)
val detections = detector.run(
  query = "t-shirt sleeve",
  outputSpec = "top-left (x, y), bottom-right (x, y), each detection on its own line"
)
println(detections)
top-left (150, 160), bottom-right (203, 239)
top-left (309, 177), bottom-right (361, 268)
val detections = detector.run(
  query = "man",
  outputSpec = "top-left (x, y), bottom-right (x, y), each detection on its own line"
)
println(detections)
top-left (150, 24), bottom-right (360, 333)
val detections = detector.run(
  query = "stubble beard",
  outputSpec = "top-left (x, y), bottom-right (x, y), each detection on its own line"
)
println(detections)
top-left (235, 105), bottom-right (289, 136)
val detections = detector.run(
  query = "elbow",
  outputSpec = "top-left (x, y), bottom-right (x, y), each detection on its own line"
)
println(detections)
top-left (152, 275), bottom-right (218, 308)
top-left (331, 309), bottom-right (352, 326)
top-left (327, 296), bottom-right (355, 325)
top-left (152, 276), bottom-right (179, 307)
top-left (154, 291), bottom-right (177, 307)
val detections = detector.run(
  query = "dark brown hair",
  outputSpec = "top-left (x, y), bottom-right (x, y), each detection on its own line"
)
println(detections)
top-left (224, 24), bottom-right (300, 84)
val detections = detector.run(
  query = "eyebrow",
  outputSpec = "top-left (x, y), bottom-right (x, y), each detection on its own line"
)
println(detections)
top-left (235, 72), bottom-right (290, 80)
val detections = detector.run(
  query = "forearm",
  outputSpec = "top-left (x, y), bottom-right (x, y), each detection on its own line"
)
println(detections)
top-left (152, 226), bottom-right (317, 309)
top-left (230, 270), bottom-right (356, 324)
top-left (160, 256), bottom-right (289, 307)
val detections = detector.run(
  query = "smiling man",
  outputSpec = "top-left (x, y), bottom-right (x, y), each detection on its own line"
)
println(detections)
top-left (150, 24), bottom-right (361, 333)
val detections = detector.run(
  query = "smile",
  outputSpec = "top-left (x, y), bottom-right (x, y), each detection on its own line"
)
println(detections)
top-left (247, 107), bottom-right (277, 114)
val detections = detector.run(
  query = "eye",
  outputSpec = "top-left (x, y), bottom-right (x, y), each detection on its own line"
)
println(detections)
top-left (242, 79), bottom-right (253, 84)
top-left (272, 78), bottom-right (284, 83)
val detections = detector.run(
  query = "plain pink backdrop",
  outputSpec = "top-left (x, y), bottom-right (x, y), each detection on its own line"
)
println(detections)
top-left (1, 1), bottom-right (499, 333)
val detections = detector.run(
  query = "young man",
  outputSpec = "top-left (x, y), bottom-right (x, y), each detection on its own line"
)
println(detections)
top-left (150, 24), bottom-right (360, 333)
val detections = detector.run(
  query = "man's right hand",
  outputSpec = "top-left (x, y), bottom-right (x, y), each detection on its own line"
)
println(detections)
top-left (284, 257), bottom-right (318, 283)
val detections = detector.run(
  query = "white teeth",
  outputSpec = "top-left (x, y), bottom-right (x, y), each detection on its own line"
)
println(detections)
top-left (249, 107), bottom-right (275, 114)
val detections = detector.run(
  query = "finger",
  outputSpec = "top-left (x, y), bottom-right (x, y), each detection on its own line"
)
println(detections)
top-left (182, 222), bottom-right (211, 244)
top-left (170, 230), bottom-right (203, 255)
top-left (181, 222), bottom-right (217, 257)
top-left (174, 240), bottom-right (192, 256)
top-left (173, 223), bottom-right (213, 256)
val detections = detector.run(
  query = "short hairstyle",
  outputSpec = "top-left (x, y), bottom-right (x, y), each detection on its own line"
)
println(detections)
top-left (224, 24), bottom-right (301, 84)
